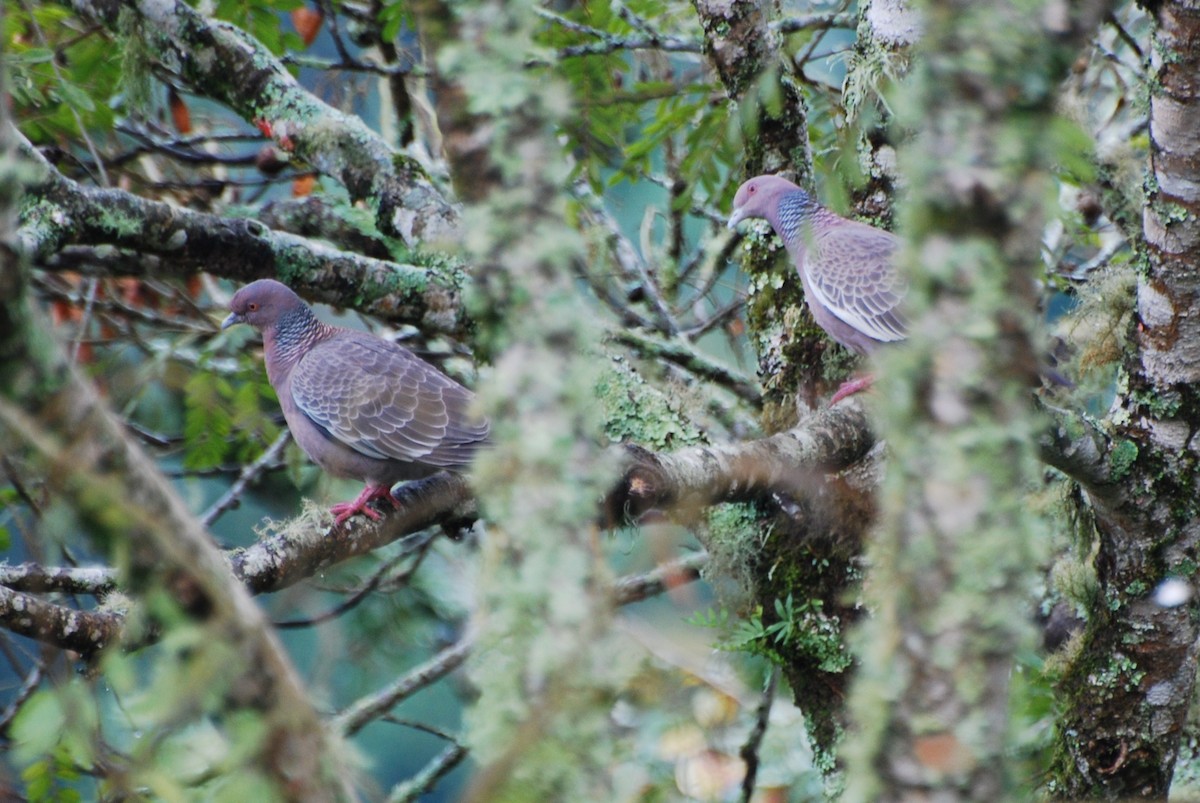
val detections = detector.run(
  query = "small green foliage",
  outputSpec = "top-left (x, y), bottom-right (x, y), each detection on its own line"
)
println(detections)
top-left (182, 358), bottom-right (280, 471)
top-left (698, 593), bottom-right (851, 673)
top-left (7, 4), bottom-right (119, 141)
top-left (12, 683), bottom-right (98, 773)
top-left (1125, 579), bottom-right (1148, 597)
top-left (21, 750), bottom-right (83, 803)
top-left (1109, 439), bottom-right (1139, 481)
top-left (213, 0), bottom-right (305, 55)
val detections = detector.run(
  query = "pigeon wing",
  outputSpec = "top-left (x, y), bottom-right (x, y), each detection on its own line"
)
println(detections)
top-left (290, 332), bottom-right (489, 469)
top-left (803, 220), bottom-right (907, 343)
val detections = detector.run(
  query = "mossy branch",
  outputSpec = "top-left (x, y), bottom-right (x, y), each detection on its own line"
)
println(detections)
top-left (65, 0), bottom-right (457, 246)
top-left (14, 126), bottom-right (469, 334)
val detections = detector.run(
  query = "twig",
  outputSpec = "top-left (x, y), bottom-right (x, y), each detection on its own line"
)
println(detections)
top-left (612, 552), bottom-right (709, 605)
top-left (273, 529), bottom-right (438, 629)
top-left (609, 328), bottom-right (761, 405)
top-left (738, 667), bottom-right (778, 803)
top-left (771, 13), bottom-right (855, 34)
top-left (386, 743), bottom-right (468, 803)
top-left (199, 430), bottom-right (292, 527)
top-left (334, 634), bottom-right (474, 737)
top-left (0, 663), bottom-right (43, 735)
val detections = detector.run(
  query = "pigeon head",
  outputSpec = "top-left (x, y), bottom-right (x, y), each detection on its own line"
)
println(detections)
top-left (727, 174), bottom-right (803, 230)
top-left (222, 279), bottom-right (307, 331)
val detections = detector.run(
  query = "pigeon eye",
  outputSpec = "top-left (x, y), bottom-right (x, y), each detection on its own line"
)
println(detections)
top-left (247, 302), bottom-right (259, 312)
top-left (748, 185), bottom-right (756, 194)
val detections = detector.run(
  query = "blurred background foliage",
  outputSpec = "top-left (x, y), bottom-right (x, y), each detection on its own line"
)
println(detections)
top-left (0, 0), bottom-right (1168, 799)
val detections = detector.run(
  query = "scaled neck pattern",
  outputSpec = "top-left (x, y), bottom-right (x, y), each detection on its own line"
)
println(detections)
top-left (773, 189), bottom-right (825, 250)
top-left (266, 304), bottom-right (329, 381)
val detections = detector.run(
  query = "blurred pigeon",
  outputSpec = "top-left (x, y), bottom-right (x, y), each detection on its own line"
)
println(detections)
top-left (222, 279), bottom-right (489, 525)
top-left (728, 174), bottom-right (906, 403)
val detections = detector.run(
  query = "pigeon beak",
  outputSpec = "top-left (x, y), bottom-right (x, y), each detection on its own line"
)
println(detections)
top-left (221, 312), bottom-right (245, 330)
top-left (727, 208), bottom-right (745, 230)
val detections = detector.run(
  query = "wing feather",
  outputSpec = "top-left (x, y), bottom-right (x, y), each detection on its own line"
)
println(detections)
top-left (290, 332), bottom-right (489, 469)
top-left (803, 220), bottom-right (907, 343)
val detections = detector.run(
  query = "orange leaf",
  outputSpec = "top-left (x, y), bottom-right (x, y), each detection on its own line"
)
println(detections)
top-left (291, 8), bottom-right (324, 47)
top-left (169, 88), bottom-right (191, 134)
top-left (51, 300), bottom-right (76, 326)
top-left (292, 174), bottom-right (316, 197)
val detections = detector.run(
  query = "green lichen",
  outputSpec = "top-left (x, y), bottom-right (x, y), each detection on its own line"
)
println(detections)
top-left (594, 359), bottom-right (703, 451)
top-left (1109, 439), bottom-right (1139, 481)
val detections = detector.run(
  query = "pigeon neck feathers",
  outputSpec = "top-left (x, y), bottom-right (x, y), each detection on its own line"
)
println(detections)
top-left (772, 189), bottom-right (823, 247)
top-left (265, 304), bottom-right (330, 381)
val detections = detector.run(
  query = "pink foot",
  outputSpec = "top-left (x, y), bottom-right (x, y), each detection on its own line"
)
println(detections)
top-left (330, 484), bottom-right (401, 526)
top-left (829, 374), bottom-right (875, 405)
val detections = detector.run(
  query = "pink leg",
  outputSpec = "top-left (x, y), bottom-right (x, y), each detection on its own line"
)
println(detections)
top-left (330, 483), bottom-right (400, 526)
top-left (830, 374), bottom-right (875, 405)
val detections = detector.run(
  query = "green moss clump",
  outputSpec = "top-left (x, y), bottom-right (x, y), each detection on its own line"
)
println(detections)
top-left (594, 359), bottom-right (703, 451)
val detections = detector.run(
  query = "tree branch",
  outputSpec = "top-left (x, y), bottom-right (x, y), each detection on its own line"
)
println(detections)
top-left (606, 401), bottom-right (876, 524)
top-left (66, 0), bottom-right (457, 246)
top-left (0, 585), bottom-right (121, 659)
top-left (16, 127), bottom-right (469, 334)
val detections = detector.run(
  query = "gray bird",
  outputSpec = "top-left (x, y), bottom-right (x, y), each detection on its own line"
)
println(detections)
top-left (727, 174), bottom-right (906, 403)
top-left (222, 279), bottom-right (489, 525)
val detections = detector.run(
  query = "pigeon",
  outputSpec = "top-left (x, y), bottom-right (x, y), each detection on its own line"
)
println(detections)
top-left (727, 174), bottom-right (906, 403)
top-left (221, 279), bottom-right (489, 525)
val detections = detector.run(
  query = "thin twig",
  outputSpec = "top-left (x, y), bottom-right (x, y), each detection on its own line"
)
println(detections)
top-left (0, 663), bottom-right (43, 735)
top-left (273, 529), bottom-right (438, 629)
top-left (334, 634), bottom-right (474, 736)
top-left (199, 430), bottom-right (292, 527)
top-left (738, 667), bottom-right (778, 803)
top-left (610, 328), bottom-right (761, 405)
top-left (386, 743), bottom-right (468, 803)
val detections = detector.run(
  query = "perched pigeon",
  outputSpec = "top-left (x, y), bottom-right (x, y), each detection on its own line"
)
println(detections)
top-left (728, 174), bottom-right (906, 403)
top-left (222, 279), bottom-right (489, 525)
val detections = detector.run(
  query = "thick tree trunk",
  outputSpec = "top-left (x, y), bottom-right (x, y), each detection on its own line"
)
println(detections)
top-left (1053, 1), bottom-right (1200, 796)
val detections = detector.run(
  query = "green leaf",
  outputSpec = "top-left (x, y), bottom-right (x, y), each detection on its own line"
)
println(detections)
top-left (55, 81), bottom-right (96, 113)
top-left (12, 692), bottom-right (66, 764)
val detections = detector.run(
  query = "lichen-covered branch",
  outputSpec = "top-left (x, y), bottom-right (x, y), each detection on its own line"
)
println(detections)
top-left (0, 585), bottom-right (121, 659)
top-left (0, 563), bottom-right (117, 597)
top-left (606, 402), bottom-right (876, 523)
top-left (15, 127), bottom-right (469, 334)
top-left (231, 473), bottom-right (475, 595)
top-left (1037, 400), bottom-right (1120, 495)
top-left (66, 0), bottom-right (457, 246)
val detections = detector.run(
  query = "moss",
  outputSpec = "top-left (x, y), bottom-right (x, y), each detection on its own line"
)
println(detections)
top-left (1109, 439), bottom-right (1139, 481)
top-left (701, 502), bottom-right (763, 602)
top-left (594, 359), bottom-right (703, 452)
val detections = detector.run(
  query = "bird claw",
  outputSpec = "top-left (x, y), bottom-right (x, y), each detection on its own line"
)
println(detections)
top-left (829, 375), bottom-right (875, 406)
top-left (330, 484), bottom-right (397, 526)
